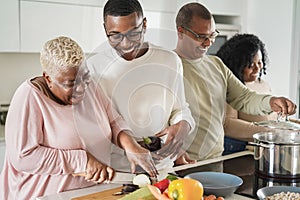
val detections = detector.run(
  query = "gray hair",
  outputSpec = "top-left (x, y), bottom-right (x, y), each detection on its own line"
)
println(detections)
top-left (40, 36), bottom-right (84, 77)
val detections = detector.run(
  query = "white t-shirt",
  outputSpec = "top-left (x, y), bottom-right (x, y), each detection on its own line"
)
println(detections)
top-left (87, 42), bottom-right (195, 172)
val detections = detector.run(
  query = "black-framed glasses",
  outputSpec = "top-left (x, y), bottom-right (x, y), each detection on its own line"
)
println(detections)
top-left (106, 18), bottom-right (145, 44)
top-left (181, 25), bottom-right (219, 43)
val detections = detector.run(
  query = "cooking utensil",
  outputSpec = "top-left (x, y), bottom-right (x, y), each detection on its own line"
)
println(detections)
top-left (252, 131), bottom-right (300, 178)
top-left (256, 186), bottom-right (300, 200)
top-left (72, 172), bottom-right (135, 184)
top-left (185, 172), bottom-right (243, 197)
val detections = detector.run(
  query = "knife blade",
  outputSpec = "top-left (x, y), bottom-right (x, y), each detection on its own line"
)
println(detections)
top-left (72, 171), bottom-right (135, 184)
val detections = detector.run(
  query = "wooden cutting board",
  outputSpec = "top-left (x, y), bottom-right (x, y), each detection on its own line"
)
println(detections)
top-left (71, 186), bottom-right (125, 200)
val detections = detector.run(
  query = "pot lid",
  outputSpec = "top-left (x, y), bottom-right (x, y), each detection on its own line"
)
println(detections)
top-left (254, 120), bottom-right (300, 131)
top-left (253, 131), bottom-right (300, 144)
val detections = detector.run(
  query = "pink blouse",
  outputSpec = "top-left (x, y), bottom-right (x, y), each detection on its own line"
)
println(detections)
top-left (0, 78), bottom-right (130, 200)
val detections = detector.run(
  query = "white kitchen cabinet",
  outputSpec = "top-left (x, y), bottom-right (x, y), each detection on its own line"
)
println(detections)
top-left (23, 0), bottom-right (106, 7)
top-left (199, 0), bottom-right (245, 16)
top-left (0, 0), bottom-right (20, 52)
top-left (20, 1), bottom-right (106, 53)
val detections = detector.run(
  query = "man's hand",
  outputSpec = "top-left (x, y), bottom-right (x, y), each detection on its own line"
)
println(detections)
top-left (118, 131), bottom-right (158, 177)
top-left (155, 120), bottom-right (191, 159)
top-left (174, 151), bottom-right (196, 166)
top-left (125, 147), bottom-right (158, 178)
top-left (269, 97), bottom-right (297, 116)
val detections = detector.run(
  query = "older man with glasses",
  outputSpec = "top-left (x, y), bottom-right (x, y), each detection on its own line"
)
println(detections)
top-left (87, 0), bottom-right (195, 176)
top-left (174, 2), bottom-right (297, 172)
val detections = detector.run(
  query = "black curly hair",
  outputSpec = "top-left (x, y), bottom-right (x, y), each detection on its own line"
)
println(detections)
top-left (103, 0), bottom-right (143, 23)
top-left (216, 34), bottom-right (268, 84)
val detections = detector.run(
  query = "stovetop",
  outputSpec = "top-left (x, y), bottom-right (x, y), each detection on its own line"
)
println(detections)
top-left (224, 154), bottom-right (300, 198)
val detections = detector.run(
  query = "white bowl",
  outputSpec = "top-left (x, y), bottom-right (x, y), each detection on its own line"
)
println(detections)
top-left (257, 186), bottom-right (300, 200)
top-left (184, 172), bottom-right (243, 197)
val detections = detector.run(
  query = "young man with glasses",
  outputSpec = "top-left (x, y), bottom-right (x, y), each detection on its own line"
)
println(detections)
top-left (87, 0), bottom-right (195, 175)
top-left (174, 2), bottom-right (297, 171)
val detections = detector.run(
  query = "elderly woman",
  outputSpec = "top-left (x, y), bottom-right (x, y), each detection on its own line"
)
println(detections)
top-left (0, 36), bottom-right (157, 200)
top-left (216, 34), bottom-right (277, 154)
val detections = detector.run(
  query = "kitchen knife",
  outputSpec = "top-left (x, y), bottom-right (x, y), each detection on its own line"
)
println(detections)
top-left (72, 171), bottom-right (135, 184)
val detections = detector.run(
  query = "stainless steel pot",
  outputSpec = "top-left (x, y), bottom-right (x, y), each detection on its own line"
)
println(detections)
top-left (252, 131), bottom-right (300, 179)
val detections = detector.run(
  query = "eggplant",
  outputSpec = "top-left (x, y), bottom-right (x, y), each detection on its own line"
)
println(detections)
top-left (140, 136), bottom-right (163, 152)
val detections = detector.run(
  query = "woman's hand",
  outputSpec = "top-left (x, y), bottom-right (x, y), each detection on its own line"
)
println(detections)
top-left (118, 131), bottom-right (158, 178)
top-left (85, 152), bottom-right (115, 183)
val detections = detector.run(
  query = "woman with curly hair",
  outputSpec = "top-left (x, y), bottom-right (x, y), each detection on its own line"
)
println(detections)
top-left (216, 33), bottom-right (277, 154)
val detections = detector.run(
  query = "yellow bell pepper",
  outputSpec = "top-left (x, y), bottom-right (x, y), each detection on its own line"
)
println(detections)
top-left (168, 178), bottom-right (203, 200)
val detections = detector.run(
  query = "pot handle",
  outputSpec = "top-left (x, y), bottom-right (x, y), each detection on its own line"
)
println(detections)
top-left (247, 141), bottom-right (271, 148)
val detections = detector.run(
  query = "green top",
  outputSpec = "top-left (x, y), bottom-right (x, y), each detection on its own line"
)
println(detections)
top-left (180, 55), bottom-right (272, 160)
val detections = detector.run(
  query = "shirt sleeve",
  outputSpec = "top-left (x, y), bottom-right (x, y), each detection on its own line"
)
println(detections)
top-left (223, 104), bottom-right (272, 141)
top-left (5, 83), bottom-right (87, 175)
top-left (169, 56), bottom-right (195, 132)
top-left (95, 84), bottom-right (132, 146)
top-left (222, 60), bottom-right (273, 115)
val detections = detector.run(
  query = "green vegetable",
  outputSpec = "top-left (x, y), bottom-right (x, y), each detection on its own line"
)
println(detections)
top-left (118, 186), bottom-right (156, 200)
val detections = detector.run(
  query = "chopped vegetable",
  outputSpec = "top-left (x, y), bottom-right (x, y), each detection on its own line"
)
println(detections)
top-left (122, 184), bottom-right (139, 194)
top-left (118, 186), bottom-right (156, 200)
top-left (154, 178), bottom-right (170, 193)
top-left (147, 184), bottom-right (171, 200)
top-left (168, 178), bottom-right (203, 200)
top-left (166, 174), bottom-right (179, 181)
top-left (140, 136), bottom-right (163, 152)
top-left (133, 174), bottom-right (151, 188)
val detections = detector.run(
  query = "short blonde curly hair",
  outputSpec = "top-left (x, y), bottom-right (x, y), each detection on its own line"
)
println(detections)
top-left (40, 36), bottom-right (84, 78)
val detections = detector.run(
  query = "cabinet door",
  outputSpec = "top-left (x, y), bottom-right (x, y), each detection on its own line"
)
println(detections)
top-left (20, 1), bottom-right (106, 52)
top-left (0, 0), bottom-right (19, 52)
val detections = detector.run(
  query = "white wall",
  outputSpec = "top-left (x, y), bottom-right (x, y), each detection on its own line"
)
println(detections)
top-left (0, 1), bottom-right (298, 104)
top-left (245, 0), bottom-right (295, 100)
top-left (0, 53), bottom-right (41, 103)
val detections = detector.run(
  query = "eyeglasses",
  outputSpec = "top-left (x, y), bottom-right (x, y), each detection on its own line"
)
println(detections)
top-left (181, 25), bottom-right (219, 43)
top-left (106, 18), bottom-right (145, 44)
top-left (53, 70), bottom-right (91, 91)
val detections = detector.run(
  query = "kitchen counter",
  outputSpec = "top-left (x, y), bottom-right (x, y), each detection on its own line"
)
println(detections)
top-left (37, 151), bottom-right (256, 200)
top-left (37, 183), bottom-right (253, 200)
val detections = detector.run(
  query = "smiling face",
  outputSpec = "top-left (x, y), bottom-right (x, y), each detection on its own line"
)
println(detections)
top-left (243, 50), bottom-right (263, 83)
top-left (104, 12), bottom-right (147, 61)
top-left (45, 66), bottom-right (91, 105)
top-left (177, 16), bottom-right (216, 59)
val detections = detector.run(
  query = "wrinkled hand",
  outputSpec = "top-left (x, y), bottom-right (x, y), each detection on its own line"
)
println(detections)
top-left (174, 151), bottom-right (196, 166)
top-left (85, 152), bottom-right (115, 183)
top-left (155, 120), bottom-right (191, 160)
top-left (125, 146), bottom-right (158, 178)
top-left (270, 97), bottom-right (297, 116)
